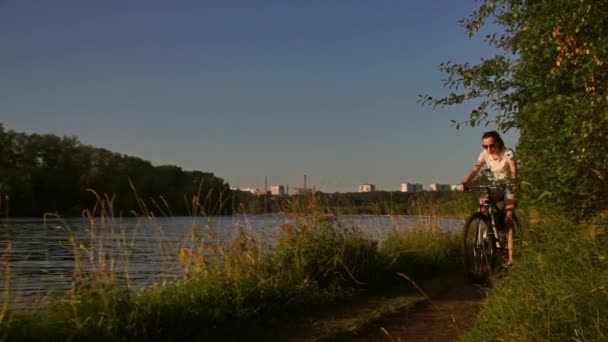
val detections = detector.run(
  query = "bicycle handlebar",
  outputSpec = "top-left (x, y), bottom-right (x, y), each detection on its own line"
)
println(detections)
top-left (463, 180), bottom-right (518, 192)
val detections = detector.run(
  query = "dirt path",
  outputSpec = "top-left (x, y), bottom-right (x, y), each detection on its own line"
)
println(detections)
top-left (349, 276), bottom-right (486, 341)
top-left (231, 274), bottom-right (486, 342)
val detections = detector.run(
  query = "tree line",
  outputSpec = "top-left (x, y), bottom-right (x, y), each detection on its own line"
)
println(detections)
top-left (0, 124), bottom-right (231, 217)
top-left (232, 189), bottom-right (477, 216)
top-left (1, 124), bottom-right (477, 218)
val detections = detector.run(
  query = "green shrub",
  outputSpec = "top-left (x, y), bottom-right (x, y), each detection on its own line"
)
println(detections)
top-left (466, 218), bottom-right (608, 341)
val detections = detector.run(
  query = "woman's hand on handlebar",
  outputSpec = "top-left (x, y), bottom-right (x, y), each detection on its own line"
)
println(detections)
top-left (460, 181), bottom-right (469, 191)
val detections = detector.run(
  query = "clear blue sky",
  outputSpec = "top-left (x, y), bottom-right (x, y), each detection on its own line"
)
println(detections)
top-left (0, 0), bottom-right (518, 193)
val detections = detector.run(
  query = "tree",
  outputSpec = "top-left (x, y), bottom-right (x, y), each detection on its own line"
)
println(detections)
top-left (421, 0), bottom-right (608, 219)
top-left (0, 124), bottom-right (233, 217)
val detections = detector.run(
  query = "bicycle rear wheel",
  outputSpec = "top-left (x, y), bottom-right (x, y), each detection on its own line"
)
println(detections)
top-left (463, 212), bottom-right (494, 284)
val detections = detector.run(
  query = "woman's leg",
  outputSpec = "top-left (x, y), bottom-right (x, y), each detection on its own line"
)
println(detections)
top-left (478, 193), bottom-right (490, 215)
top-left (505, 192), bottom-right (516, 263)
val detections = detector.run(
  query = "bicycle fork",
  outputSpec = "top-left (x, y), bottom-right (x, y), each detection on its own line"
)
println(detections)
top-left (488, 207), bottom-right (502, 249)
top-left (478, 206), bottom-right (502, 249)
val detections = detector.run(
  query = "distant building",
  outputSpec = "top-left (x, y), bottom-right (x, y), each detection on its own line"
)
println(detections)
top-left (292, 187), bottom-right (314, 195)
top-left (269, 185), bottom-right (285, 196)
top-left (232, 187), bottom-right (258, 194)
top-left (254, 189), bottom-right (271, 196)
top-left (358, 184), bottom-right (376, 192)
top-left (429, 183), bottom-right (451, 192)
top-left (451, 184), bottom-right (464, 191)
top-left (401, 182), bottom-right (423, 192)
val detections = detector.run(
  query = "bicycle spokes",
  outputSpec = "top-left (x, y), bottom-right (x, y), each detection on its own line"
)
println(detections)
top-left (464, 213), bottom-right (493, 284)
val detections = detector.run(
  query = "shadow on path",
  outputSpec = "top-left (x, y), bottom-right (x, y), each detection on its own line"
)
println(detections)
top-left (347, 275), bottom-right (486, 341)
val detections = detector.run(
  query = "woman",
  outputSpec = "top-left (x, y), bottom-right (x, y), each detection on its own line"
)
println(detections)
top-left (461, 131), bottom-right (518, 264)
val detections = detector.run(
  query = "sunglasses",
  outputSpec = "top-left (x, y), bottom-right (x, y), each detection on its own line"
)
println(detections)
top-left (482, 144), bottom-right (496, 149)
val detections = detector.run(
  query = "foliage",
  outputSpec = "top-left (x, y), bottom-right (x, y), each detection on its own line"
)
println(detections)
top-left (380, 226), bottom-right (461, 277)
top-left (465, 218), bottom-right (608, 341)
top-left (273, 214), bottom-right (381, 289)
top-left (234, 190), bottom-right (476, 217)
top-left (405, 191), bottom-right (477, 217)
top-left (0, 124), bottom-right (231, 217)
top-left (421, 0), bottom-right (608, 219)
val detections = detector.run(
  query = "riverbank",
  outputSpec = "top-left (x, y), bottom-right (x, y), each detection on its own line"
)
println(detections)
top-left (258, 215), bottom-right (608, 341)
top-left (258, 215), bottom-right (608, 342)
top-left (3, 209), bottom-right (603, 341)
top-left (0, 213), bottom-right (464, 306)
top-left (0, 213), bottom-right (461, 341)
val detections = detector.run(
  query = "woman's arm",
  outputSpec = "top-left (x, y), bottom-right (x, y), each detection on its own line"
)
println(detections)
top-left (462, 161), bottom-right (484, 185)
top-left (509, 159), bottom-right (518, 179)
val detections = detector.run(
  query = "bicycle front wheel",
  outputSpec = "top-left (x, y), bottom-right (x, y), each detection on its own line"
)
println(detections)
top-left (463, 212), bottom-right (493, 284)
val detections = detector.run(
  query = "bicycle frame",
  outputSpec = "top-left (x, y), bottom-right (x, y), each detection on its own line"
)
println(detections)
top-left (476, 186), bottom-right (505, 249)
top-left (464, 181), bottom-right (516, 283)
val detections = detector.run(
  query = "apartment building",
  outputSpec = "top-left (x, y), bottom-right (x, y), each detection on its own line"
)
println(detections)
top-left (429, 183), bottom-right (451, 192)
top-left (401, 182), bottom-right (423, 192)
top-left (451, 184), bottom-right (464, 191)
top-left (358, 184), bottom-right (376, 192)
top-left (269, 185), bottom-right (285, 196)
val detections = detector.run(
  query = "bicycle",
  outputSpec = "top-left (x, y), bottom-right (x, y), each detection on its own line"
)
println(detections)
top-left (462, 181), bottom-right (521, 284)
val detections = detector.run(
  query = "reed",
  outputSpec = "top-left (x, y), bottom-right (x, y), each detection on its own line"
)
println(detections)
top-left (0, 190), bottom-right (461, 341)
top-left (380, 225), bottom-right (461, 278)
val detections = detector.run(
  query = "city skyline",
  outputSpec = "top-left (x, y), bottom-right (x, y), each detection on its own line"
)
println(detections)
top-left (233, 178), bottom-right (457, 193)
top-left (1, 1), bottom-right (518, 193)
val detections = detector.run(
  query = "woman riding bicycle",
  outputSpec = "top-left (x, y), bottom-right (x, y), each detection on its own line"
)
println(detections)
top-left (461, 131), bottom-right (518, 264)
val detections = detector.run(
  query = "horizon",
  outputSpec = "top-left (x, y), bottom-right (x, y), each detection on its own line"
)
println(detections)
top-left (0, 1), bottom-right (519, 193)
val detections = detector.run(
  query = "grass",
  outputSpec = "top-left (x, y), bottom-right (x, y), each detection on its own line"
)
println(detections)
top-left (465, 215), bottom-right (608, 341)
top-left (0, 193), bottom-right (462, 341)
top-left (380, 225), bottom-right (461, 278)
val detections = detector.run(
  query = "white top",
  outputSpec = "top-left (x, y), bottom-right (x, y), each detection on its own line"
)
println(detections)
top-left (477, 148), bottom-right (514, 180)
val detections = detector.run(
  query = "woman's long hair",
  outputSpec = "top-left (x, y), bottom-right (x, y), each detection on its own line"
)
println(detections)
top-left (481, 131), bottom-right (505, 152)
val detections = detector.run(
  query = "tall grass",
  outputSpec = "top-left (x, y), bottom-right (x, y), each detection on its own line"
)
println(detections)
top-left (380, 226), bottom-right (461, 279)
top-left (0, 191), bottom-right (461, 341)
top-left (465, 215), bottom-right (608, 341)
top-left (407, 191), bottom-right (477, 218)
